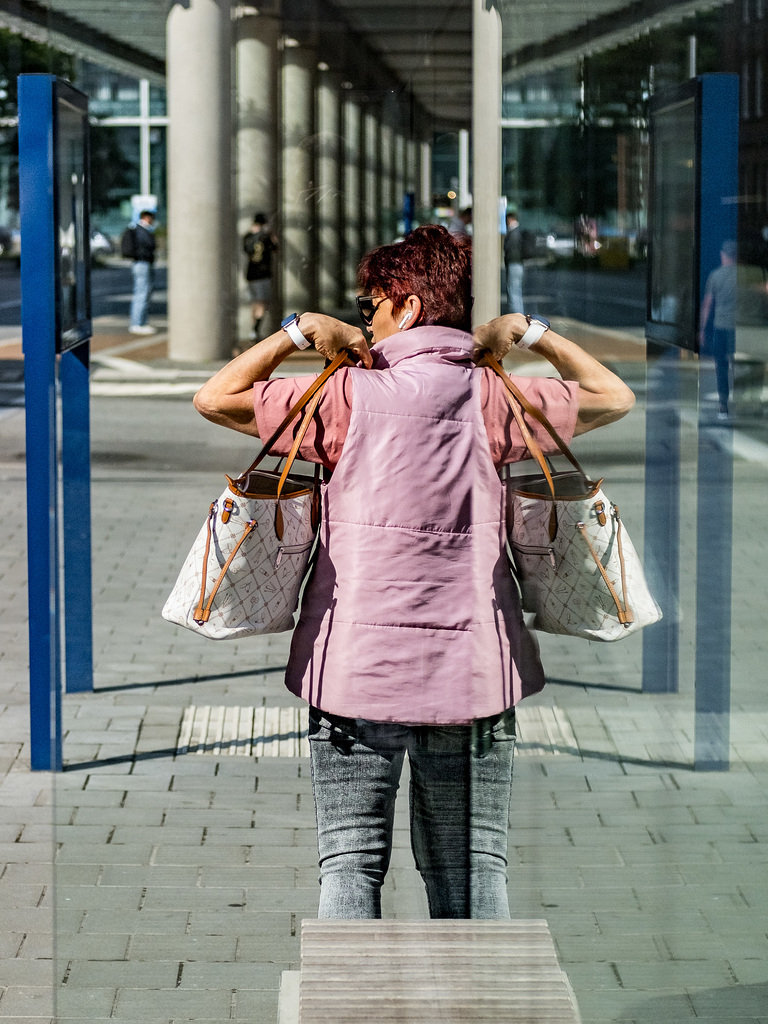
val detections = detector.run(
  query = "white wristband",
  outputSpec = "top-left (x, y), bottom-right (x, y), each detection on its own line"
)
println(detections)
top-left (283, 315), bottom-right (311, 350)
top-left (516, 317), bottom-right (549, 350)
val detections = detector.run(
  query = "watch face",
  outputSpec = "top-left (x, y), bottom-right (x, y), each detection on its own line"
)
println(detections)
top-left (281, 313), bottom-right (298, 328)
top-left (532, 315), bottom-right (550, 329)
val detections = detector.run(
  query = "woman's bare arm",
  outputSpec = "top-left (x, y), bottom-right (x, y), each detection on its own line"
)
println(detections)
top-left (473, 314), bottom-right (635, 435)
top-left (193, 314), bottom-right (372, 436)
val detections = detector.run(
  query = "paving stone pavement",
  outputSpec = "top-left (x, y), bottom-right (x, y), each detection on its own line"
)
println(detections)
top-left (1, 343), bottom-right (767, 1024)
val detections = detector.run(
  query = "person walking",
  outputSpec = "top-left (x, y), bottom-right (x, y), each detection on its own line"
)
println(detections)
top-left (193, 225), bottom-right (634, 919)
top-left (448, 206), bottom-right (472, 237)
top-left (127, 210), bottom-right (157, 336)
top-left (699, 240), bottom-right (737, 420)
top-left (243, 212), bottom-right (278, 342)
top-left (504, 209), bottom-right (525, 314)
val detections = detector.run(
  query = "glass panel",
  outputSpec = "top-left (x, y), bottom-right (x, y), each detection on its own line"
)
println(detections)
top-left (77, 64), bottom-right (141, 118)
top-left (89, 125), bottom-right (141, 236)
top-left (0, 2), bottom-right (755, 1023)
top-left (149, 84), bottom-right (166, 117)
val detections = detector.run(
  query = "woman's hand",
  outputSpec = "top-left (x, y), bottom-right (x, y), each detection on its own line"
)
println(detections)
top-left (472, 314), bottom-right (528, 363)
top-left (300, 312), bottom-right (373, 369)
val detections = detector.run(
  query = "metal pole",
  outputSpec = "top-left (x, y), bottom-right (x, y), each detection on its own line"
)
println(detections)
top-left (19, 74), bottom-right (63, 771)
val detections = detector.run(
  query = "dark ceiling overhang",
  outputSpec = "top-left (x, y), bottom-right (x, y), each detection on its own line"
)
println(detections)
top-left (0, 0), bottom-right (734, 127)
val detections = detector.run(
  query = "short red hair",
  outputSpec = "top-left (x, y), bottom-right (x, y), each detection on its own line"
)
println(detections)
top-left (357, 225), bottom-right (472, 332)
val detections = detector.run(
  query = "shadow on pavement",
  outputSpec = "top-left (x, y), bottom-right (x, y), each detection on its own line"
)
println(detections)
top-left (93, 664), bottom-right (288, 692)
top-left (624, 980), bottom-right (768, 1020)
top-left (546, 676), bottom-right (642, 695)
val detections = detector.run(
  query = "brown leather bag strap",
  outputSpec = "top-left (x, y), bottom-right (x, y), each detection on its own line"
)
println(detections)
top-left (483, 352), bottom-right (586, 477)
top-left (234, 349), bottom-right (350, 489)
top-left (273, 386), bottom-right (324, 539)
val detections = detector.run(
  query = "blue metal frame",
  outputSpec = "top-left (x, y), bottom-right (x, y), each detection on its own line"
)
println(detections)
top-left (20, 74), bottom-right (94, 771)
top-left (693, 73), bottom-right (738, 771)
top-left (642, 75), bottom-right (739, 771)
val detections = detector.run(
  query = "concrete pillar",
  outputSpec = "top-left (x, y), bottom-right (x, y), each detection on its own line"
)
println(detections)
top-left (363, 107), bottom-right (380, 251)
top-left (235, 12), bottom-right (279, 340)
top-left (167, 0), bottom-right (232, 360)
top-left (472, 0), bottom-right (502, 326)
top-left (394, 132), bottom-right (406, 235)
top-left (281, 43), bottom-right (316, 313)
top-left (316, 70), bottom-right (343, 312)
top-left (342, 96), bottom-right (363, 300)
top-left (420, 140), bottom-right (432, 219)
top-left (406, 137), bottom-right (417, 194)
top-left (379, 118), bottom-right (394, 242)
top-left (458, 127), bottom-right (471, 209)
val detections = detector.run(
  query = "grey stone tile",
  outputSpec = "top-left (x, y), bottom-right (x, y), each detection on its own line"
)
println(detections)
top-left (688, 985), bottom-right (768, 1017)
top-left (55, 844), bottom-right (154, 865)
top-left (128, 934), bottom-right (237, 962)
top-left (0, 883), bottom-right (47, 908)
top-left (0, 908), bottom-right (54, 933)
top-left (54, 988), bottom-right (117, 1018)
top-left (616, 959), bottom-right (738, 989)
top-left (98, 865), bottom-right (200, 888)
top-left (63, 960), bottom-right (181, 988)
top-left (55, 885), bottom-right (145, 911)
top-left (0, 985), bottom-right (56, 1017)
top-left (185, 911), bottom-right (294, 936)
top-left (557, 932), bottom-right (665, 963)
top-left (177, 960), bottom-right (287, 989)
top-left (111, 988), bottom-right (232, 1019)
top-left (0, 958), bottom-right (57, 986)
top-left (140, 886), bottom-right (244, 911)
top-left (79, 910), bottom-right (189, 934)
top-left (52, 933), bottom-right (131, 962)
top-left (231, 989), bottom-right (280, 1023)
top-left (0, 932), bottom-right (24, 957)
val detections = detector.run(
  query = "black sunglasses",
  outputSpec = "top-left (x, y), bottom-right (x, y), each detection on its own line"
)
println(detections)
top-left (356, 295), bottom-right (385, 327)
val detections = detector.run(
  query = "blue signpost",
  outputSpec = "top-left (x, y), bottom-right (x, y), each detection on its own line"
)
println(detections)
top-left (19, 75), bottom-right (94, 772)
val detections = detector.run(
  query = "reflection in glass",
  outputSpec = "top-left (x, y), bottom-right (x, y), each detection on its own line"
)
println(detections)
top-left (650, 98), bottom-right (696, 335)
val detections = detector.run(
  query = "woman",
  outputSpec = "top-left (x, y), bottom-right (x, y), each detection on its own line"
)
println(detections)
top-left (194, 225), bottom-right (634, 919)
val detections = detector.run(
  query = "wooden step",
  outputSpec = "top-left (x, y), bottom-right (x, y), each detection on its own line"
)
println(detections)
top-left (283, 919), bottom-right (582, 1024)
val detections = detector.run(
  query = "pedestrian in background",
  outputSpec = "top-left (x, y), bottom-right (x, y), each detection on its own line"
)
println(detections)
top-left (504, 209), bottom-right (525, 314)
top-left (448, 207), bottom-right (472, 237)
top-left (124, 209), bottom-right (157, 336)
top-left (243, 212), bottom-right (278, 343)
top-left (699, 240), bottom-right (737, 420)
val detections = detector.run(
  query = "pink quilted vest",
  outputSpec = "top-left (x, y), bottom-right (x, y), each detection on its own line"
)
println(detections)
top-left (284, 326), bottom-right (546, 724)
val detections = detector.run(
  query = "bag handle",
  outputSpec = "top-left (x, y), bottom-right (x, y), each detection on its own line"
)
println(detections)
top-left (273, 386), bottom-right (324, 539)
top-left (483, 353), bottom-right (587, 477)
top-left (482, 353), bottom-right (589, 542)
top-left (231, 349), bottom-right (350, 491)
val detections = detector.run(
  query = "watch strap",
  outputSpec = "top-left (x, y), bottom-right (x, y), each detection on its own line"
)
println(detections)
top-left (283, 315), bottom-right (311, 350)
top-left (516, 317), bottom-right (548, 350)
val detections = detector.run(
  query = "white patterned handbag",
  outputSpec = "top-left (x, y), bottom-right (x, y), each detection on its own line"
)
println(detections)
top-left (486, 355), bottom-right (662, 642)
top-left (162, 352), bottom-right (347, 640)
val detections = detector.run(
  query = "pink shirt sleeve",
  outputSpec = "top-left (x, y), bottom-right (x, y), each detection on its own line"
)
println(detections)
top-left (252, 371), bottom-right (353, 470)
top-left (480, 368), bottom-right (579, 467)
top-left (253, 366), bottom-right (579, 471)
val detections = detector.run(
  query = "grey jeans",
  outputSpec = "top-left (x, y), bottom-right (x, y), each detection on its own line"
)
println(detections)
top-left (506, 262), bottom-right (525, 314)
top-left (308, 706), bottom-right (516, 919)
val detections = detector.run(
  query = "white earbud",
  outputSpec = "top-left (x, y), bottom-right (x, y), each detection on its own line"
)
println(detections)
top-left (398, 311), bottom-right (413, 329)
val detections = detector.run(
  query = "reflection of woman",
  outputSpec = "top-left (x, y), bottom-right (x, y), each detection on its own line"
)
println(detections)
top-left (194, 226), bottom-right (634, 919)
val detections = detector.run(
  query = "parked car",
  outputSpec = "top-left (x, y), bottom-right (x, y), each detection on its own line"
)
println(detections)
top-left (0, 226), bottom-right (20, 261)
top-left (4, 226), bottom-right (115, 268)
top-left (90, 227), bottom-right (114, 260)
